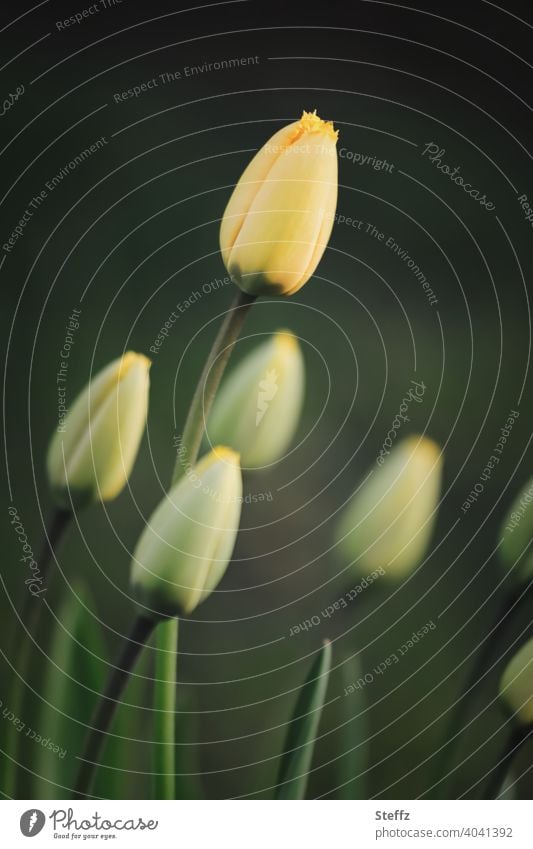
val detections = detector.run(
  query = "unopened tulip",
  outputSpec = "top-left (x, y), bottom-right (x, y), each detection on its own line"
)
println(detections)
top-left (500, 477), bottom-right (533, 583)
top-left (220, 110), bottom-right (338, 297)
top-left (206, 330), bottom-right (305, 468)
top-left (336, 436), bottom-right (442, 579)
top-left (130, 447), bottom-right (242, 619)
top-left (47, 352), bottom-right (150, 508)
top-left (499, 638), bottom-right (533, 726)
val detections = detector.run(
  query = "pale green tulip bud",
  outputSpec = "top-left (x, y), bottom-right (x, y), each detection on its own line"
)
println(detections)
top-left (206, 330), bottom-right (305, 468)
top-left (47, 352), bottom-right (150, 509)
top-left (499, 638), bottom-right (533, 727)
top-left (336, 436), bottom-right (443, 580)
top-left (130, 446), bottom-right (242, 619)
top-left (220, 110), bottom-right (338, 297)
top-left (500, 477), bottom-right (533, 583)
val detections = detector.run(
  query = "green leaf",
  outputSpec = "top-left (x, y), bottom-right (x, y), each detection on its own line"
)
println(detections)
top-left (498, 769), bottom-right (516, 799)
top-left (173, 687), bottom-right (203, 800)
top-left (35, 586), bottom-right (106, 798)
top-left (275, 640), bottom-right (332, 799)
top-left (337, 654), bottom-right (367, 799)
top-left (93, 646), bottom-right (150, 800)
top-left (153, 618), bottom-right (178, 800)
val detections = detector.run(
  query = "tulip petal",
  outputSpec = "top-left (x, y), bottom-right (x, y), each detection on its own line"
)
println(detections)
top-left (220, 111), bottom-right (338, 297)
top-left (207, 330), bottom-right (305, 467)
top-left (47, 352), bottom-right (150, 507)
top-left (337, 436), bottom-right (442, 579)
top-left (131, 448), bottom-right (242, 618)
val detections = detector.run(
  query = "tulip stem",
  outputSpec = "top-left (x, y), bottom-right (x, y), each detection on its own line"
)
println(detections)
top-left (172, 289), bottom-right (257, 485)
top-left (153, 617), bottom-right (179, 799)
top-left (12, 507), bottom-right (71, 651)
top-left (430, 584), bottom-right (528, 798)
top-left (6, 507), bottom-right (71, 797)
top-left (74, 615), bottom-right (156, 798)
top-left (483, 724), bottom-right (532, 799)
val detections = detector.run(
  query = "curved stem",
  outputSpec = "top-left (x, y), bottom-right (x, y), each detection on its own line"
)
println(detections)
top-left (153, 618), bottom-right (179, 799)
top-left (172, 289), bottom-right (256, 485)
top-left (74, 616), bottom-right (156, 799)
top-left (430, 584), bottom-right (529, 798)
top-left (6, 508), bottom-right (71, 798)
top-left (484, 724), bottom-right (532, 799)
top-left (160, 289), bottom-right (254, 800)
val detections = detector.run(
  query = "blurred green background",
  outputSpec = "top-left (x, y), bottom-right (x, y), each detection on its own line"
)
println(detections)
top-left (1, 0), bottom-right (532, 799)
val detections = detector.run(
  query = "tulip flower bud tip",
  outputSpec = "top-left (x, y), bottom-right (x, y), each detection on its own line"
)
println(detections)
top-left (118, 351), bottom-right (151, 376)
top-left (212, 445), bottom-right (240, 464)
top-left (274, 329), bottom-right (299, 352)
top-left (292, 109), bottom-right (338, 142)
top-left (405, 434), bottom-right (441, 460)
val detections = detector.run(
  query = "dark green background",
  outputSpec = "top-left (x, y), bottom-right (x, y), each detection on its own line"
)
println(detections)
top-left (1, 0), bottom-right (532, 799)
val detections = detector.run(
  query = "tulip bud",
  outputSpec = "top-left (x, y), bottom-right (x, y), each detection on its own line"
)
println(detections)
top-left (500, 477), bottom-right (533, 583)
top-left (206, 330), bottom-right (305, 468)
top-left (220, 110), bottom-right (338, 297)
top-left (336, 436), bottom-right (443, 579)
top-left (499, 638), bottom-right (533, 727)
top-left (130, 447), bottom-right (242, 619)
top-left (47, 352), bottom-right (150, 509)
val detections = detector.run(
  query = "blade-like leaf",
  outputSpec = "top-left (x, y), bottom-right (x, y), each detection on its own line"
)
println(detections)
top-left (337, 654), bottom-right (366, 799)
top-left (275, 640), bottom-right (332, 799)
top-left (93, 646), bottom-right (150, 800)
top-left (498, 769), bottom-right (516, 800)
top-left (173, 687), bottom-right (203, 800)
top-left (153, 618), bottom-right (178, 800)
top-left (35, 586), bottom-right (106, 798)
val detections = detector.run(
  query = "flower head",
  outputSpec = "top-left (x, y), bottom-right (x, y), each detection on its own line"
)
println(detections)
top-left (207, 330), bottom-right (305, 467)
top-left (336, 435), bottom-right (443, 579)
top-left (220, 110), bottom-right (338, 296)
top-left (47, 352), bottom-right (150, 508)
top-left (130, 447), bottom-right (242, 619)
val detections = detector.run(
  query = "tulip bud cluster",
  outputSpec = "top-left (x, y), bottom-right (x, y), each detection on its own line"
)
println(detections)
top-left (41, 116), bottom-right (324, 626)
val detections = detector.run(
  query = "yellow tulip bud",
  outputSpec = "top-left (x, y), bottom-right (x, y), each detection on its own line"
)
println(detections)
top-left (500, 477), bottom-right (533, 583)
top-left (336, 436), bottom-right (443, 579)
top-left (130, 447), bottom-right (242, 619)
top-left (499, 638), bottom-right (533, 726)
top-left (220, 110), bottom-right (338, 297)
top-left (206, 330), bottom-right (305, 468)
top-left (47, 352), bottom-right (150, 508)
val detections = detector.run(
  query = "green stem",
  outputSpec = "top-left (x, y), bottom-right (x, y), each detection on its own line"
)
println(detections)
top-left (153, 618), bottom-right (178, 799)
top-left (74, 616), bottom-right (156, 798)
top-left (5, 508), bottom-right (71, 798)
top-left (483, 724), bottom-right (532, 799)
top-left (163, 289), bottom-right (256, 799)
top-left (172, 289), bottom-right (256, 485)
top-left (430, 584), bottom-right (528, 798)
top-left (161, 288), bottom-right (255, 800)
